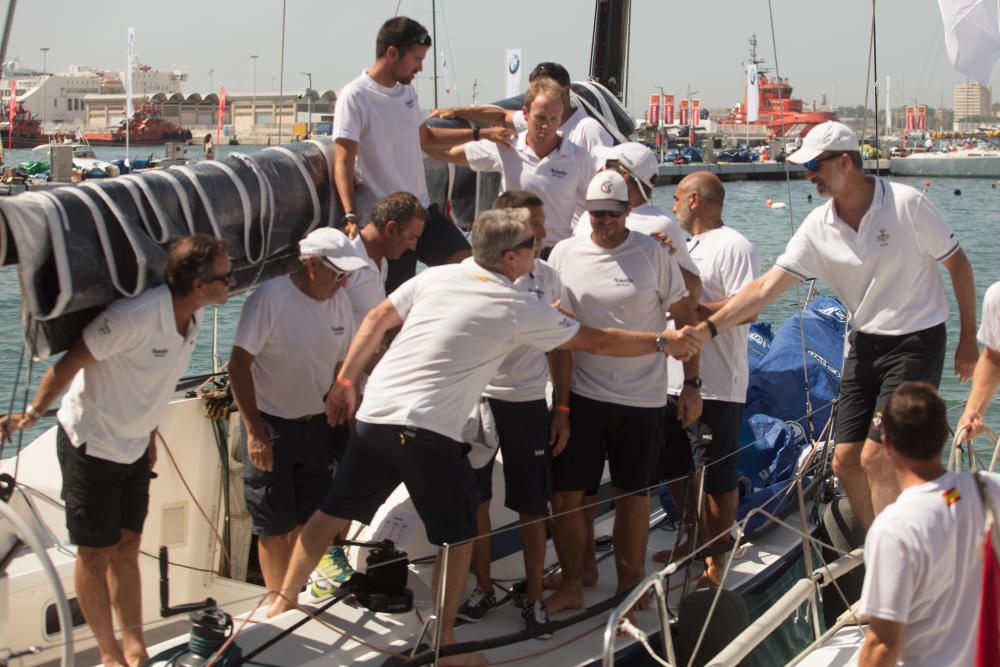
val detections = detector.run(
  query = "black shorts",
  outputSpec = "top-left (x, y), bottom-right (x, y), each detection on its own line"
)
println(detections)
top-left (836, 323), bottom-right (946, 444)
top-left (319, 421), bottom-right (479, 545)
top-left (242, 413), bottom-right (347, 537)
top-left (385, 203), bottom-right (470, 293)
top-left (473, 398), bottom-right (552, 517)
top-left (552, 393), bottom-right (662, 494)
top-left (657, 397), bottom-right (743, 495)
top-left (56, 425), bottom-right (151, 548)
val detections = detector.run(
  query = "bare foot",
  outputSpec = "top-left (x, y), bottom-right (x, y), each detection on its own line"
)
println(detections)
top-left (544, 587), bottom-right (585, 613)
top-left (542, 568), bottom-right (598, 590)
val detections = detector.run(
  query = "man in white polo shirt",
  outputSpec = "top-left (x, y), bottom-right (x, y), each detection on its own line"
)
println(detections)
top-left (333, 16), bottom-right (514, 292)
top-left (268, 209), bottom-right (701, 658)
top-left (545, 170), bottom-right (699, 613)
top-left (658, 172), bottom-right (760, 586)
top-left (858, 381), bottom-right (1000, 667)
top-left (689, 121), bottom-right (978, 531)
top-left (432, 77), bottom-right (597, 252)
top-left (430, 61), bottom-right (613, 158)
top-left (1, 235), bottom-right (232, 667)
top-left (343, 192), bottom-right (427, 325)
top-left (229, 228), bottom-right (365, 604)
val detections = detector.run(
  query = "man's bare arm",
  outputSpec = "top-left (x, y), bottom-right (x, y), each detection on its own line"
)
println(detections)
top-left (426, 105), bottom-right (515, 127)
top-left (692, 266), bottom-right (799, 342)
top-left (943, 248), bottom-right (978, 383)
top-left (334, 137), bottom-right (359, 218)
top-left (858, 617), bottom-right (905, 667)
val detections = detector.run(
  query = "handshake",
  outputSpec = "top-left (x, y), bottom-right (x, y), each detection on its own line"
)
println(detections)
top-left (658, 323), bottom-right (712, 362)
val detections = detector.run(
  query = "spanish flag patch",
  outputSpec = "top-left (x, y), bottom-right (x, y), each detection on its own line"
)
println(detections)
top-left (942, 487), bottom-right (962, 506)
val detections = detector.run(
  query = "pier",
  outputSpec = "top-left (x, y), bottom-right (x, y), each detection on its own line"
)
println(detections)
top-left (655, 159), bottom-right (891, 184)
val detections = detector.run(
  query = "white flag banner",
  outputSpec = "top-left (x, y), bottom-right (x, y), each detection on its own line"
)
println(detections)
top-left (441, 50), bottom-right (452, 95)
top-left (126, 27), bottom-right (135, 118)
top-left (937, 0), bottom-right (1000, 84)
top-left (746, 63), bottom-right (759, 122)
top-left (505, 49), bottom-right (522, 98)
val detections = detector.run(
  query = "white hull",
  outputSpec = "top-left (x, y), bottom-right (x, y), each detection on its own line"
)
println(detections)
top-left (889, 153), bottom-right (1000, 177)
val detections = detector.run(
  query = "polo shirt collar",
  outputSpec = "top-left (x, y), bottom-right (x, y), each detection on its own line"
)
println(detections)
top-left (461, 257), bottom-right (515, 287)
top-left (155, 285), bottom-right (178, 336)
top-left (514, 131), bottom-right (569, 158)
top-left (825, 176), bottom-right (886, 225)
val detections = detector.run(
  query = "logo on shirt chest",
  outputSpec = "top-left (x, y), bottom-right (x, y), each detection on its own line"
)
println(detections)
top-left (405, 99), bottom-right (415, 109)
top-left (331, 325), bottom-right (346, 335)
top-left (613, 276), bottom-right (634, 287)
top-left (97, 318), bottom-right (111, 336)
top-left (549, 168), bottom-right (567, 179)
top-left (151, 348), bottom-right (170, 358)
top-left (527, 286), bottom-right (545, 300)
top-left (875, 228), bottom-right (890, 246)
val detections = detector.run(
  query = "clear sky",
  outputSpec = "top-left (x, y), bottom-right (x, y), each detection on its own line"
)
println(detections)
top-left (5, 0), bottom-right (997, 114)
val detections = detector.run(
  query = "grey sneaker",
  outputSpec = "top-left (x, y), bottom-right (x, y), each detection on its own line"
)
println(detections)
top-left (521, 600), bottom-right (552, 639)
top-left (456, 586), bottom-right (497, 622)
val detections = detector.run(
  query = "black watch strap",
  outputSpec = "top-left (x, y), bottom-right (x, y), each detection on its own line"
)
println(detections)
top-left (683, 377), bottom-right (702, 389)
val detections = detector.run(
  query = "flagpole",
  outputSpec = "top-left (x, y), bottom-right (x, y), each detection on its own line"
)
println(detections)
top-left (125, 27), bottom-right (134, 166)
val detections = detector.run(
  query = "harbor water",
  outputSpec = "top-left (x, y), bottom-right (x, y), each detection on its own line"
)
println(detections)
top-left (1, 162), bottom-right (997, 456)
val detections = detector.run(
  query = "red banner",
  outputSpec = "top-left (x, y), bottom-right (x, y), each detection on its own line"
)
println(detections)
top-left (692, 99), bottom-right (701, 126)
top-left (217, 86), bottom-right (226, 146)
top-left (648, 93), bottom-right (660, 126)
top-left (8, 79), bottom-right (15, 151)
top-left (905, 105), bottom-right (915, 132)
top-left (917, 105), bottom-right (927, 131)
top-left (679, 99), bottom-right (689, 126)
top-left (664, 94), bottom-right (675, 125)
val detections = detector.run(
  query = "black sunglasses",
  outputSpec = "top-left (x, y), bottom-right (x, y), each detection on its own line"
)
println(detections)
top-left (590, 209), bottom-right (623, 218)
top-left (203, 269), bottom-right (234, 284)
top-left (319, 257), bottom-right (353, 280)
top-left (803, 152), bottom-right (844, 172)
top-left (406, 30), bottom-right (432, 47)
top-left (504, 236), bottom-right (536, 254)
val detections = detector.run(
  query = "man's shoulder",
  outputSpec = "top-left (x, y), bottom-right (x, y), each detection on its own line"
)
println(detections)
top-left (548, 235), bottom-right (588, 262)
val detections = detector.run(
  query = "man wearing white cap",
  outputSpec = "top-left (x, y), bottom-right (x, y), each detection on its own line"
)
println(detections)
top-left (268, 209), bottom-right (701, 658)
top-left (546, 170), bottom-right (698, 613)
top-left (229, 227), bottom-right (365, 603)
top-left (689, 120), bottom-right (978, 531)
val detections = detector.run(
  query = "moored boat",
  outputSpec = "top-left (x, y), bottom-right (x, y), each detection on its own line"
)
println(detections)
top-left (83, 104), bottom-right (193, 146)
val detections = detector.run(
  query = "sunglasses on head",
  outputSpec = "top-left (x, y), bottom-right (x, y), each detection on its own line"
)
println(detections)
top-left (803, 152), bottom-right (844, 172)
top-left (319, 257), bottom-right (353, 280)
top-left (406, 30), bottom-right (432, 47)
top-left (203, 269), bottom-right (234, 284)
top-left (504, 236), bottom-right (536, 254)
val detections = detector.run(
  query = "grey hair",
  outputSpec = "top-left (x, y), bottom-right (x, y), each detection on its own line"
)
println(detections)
top-left (472, 208), bottom-right (529, 268)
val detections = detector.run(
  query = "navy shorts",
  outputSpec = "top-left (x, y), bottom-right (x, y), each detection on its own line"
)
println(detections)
top-left (473, 398), bottom-right (552, 517)
top-left (385, 203), bottom-right (470, 293)
top-left (552, 393), bottom-right (662, 494)
top-left (836, 323), bottom-right (946, 444)
top-left (56, 425), bottom-right (151, 548)
top-left (242, 412), bottom-right (347, 537)
top-left (319, 421), bottom-right (479, 545)
top-left (658, 396), bottom-right (743, 495)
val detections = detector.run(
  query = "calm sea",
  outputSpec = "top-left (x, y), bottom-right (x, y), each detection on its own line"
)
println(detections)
top-left (1, 151), bottom-right (997, 462)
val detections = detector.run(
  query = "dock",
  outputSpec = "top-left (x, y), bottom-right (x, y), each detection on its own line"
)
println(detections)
top-left (655, 159), bottom-right (891, 184)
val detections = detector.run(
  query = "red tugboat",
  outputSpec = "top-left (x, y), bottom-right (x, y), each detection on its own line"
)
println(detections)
top-left (719, 35), bottom-right (839, 139)
top-left (83, 103), bottom-right (192, 146)
top-left (0, 101), bottom-right (62, 148)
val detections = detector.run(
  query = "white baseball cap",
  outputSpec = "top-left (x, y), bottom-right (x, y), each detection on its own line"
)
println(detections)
top-left (596, 142), bottom-right (658, 201)
top-left (585, 170), bottom-right (629, 214)
top-left (787, 121), bottom-right (860, 164)
top-left (298, 227), bottom-right (368, 272)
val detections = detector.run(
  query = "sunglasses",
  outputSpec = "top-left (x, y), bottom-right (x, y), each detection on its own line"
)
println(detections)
top-left (203, 269), bottom-right (234, 284)
top-left (504, 236), bottom-right (536, 254)
top-left (803, 152), bottom-right (844, 172)
top-left (590, 209), bottom-right (623, 219)
top-left (320, 257), bottom-right (353, 280)
top-left (406, 30), bottom-right (432, 47)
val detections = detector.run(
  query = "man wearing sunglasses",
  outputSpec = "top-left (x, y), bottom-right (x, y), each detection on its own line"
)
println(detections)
top-left (688, 120), bottom-right (977, 533)
top-left (1, 234), bottom-right (231, 667)
top-left (229, 227), bottom-right (366, 605)
top-left (333, 16), bottom-right (514, 295)
top-left (545, 170), bottom-right (699, 614)
top-left (269, 208), bottom-right (702, 660)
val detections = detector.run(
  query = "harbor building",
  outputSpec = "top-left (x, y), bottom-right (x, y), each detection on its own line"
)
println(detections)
top-left (953, 82), bottom-right (992, 121)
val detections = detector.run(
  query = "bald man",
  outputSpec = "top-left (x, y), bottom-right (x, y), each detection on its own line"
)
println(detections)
top-left (658, 172), bottom-right (760, 584)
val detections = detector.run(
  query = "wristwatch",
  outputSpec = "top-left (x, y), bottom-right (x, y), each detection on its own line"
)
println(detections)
top-left (654, 332), bottom-right (669, 352)
top-left (683, 377), bottom-right (703, 389)
top-left (340, 211), bottom-right (359, 227)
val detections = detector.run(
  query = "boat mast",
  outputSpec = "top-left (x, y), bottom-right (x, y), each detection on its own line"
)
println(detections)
top-left (589, 0), bottom-right (631, 102)
top-left (432, 0), bottom-right (439, 109)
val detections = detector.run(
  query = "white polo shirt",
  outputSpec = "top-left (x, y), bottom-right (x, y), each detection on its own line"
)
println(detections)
top-left (860, 471), bottom-right (1000, 667)
top-left (574, 202), bottom-right (698, 275)
top-left (548, 231), bottom-right (687, 408)
top-left (333, 71), bottom-right (429, 222)
top-left (775, 178), bottom-right (959, 335)
top-left (357, 261), bottom-right (580, 442)
top-left (512, 106), bottom-right (612, 158)
top-left (233, 275), bottom-right (355, 419)
top-left (57, 285), bottom-right (201, 464)
top-left (668, 225), bottom-right (760, 402)
top-left (343, 234), bottom-right (389, 325)
top-left (464, 132), bottom-right (595, 247)
top-left (979, 282), bottom-right (1000, 351)
top-left (483, 258), bottom-right (569, 402)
